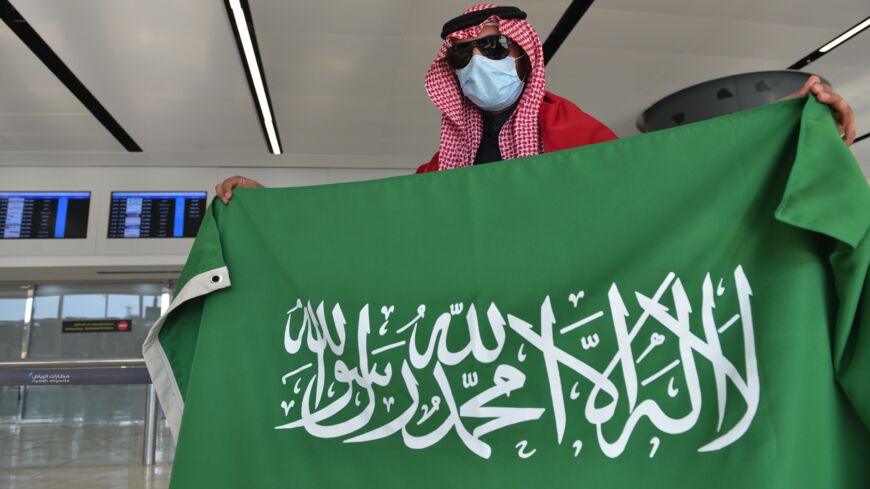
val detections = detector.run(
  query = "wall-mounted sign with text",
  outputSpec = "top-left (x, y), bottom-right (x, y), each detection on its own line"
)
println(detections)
top-left (61, 319), bottom-right (132, 333)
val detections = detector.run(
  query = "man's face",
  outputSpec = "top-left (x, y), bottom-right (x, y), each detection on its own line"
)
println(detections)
top-left (454, 24), bottom-right (530, 79)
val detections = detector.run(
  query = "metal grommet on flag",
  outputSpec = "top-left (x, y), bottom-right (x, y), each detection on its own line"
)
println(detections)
top-left (210, 274), bottom-right (223, 284)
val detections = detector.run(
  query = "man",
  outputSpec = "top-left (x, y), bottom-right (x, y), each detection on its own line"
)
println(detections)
top-left (216, 4), bottom-right (857, 202)
top-left (416, 4), bottom-right (618, 172)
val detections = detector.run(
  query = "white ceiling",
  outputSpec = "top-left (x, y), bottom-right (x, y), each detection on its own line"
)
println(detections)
top-left (0, 16), bottom-right (119, 152)
top-left (0, 0), bottom-right (867, 173)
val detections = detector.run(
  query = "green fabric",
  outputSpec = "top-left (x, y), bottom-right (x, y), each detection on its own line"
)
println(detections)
top-left (152, 96), bottom-right (870, 489)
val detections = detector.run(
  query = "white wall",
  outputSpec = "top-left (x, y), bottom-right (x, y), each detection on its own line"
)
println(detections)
top-left (0, 165), bottom-right (410, 283)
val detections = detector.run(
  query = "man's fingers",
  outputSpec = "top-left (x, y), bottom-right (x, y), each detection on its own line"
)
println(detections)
top-left (824, 92), bottom-right (856, 146)
top-left (782, 75), bottom-right (823, 101)
top-left (813, 83), bottom-right (839, 104)
top-left (805, 84), bottom-right (857, 146)
top-left (218, 178), bottom-right (237, 204)
top-left (844, 117), bottom-right (857, 146)
top-left (834, 97), bottom-right (851, 115)
top-left (845, 128), bottom-right (856, 146)
top-left (729, 75), bottom-right (856, 146)
top-left (797, 75), bottom-right (821, 97)
top-left (216, 175), bottom-right (260, 204)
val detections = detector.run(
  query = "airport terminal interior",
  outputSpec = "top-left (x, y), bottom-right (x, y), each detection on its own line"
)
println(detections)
top-left (0, 0), bottom-right (868, 487)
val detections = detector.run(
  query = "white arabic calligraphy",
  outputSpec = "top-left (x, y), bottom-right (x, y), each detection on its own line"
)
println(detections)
top-left (274, 266), bottom-right (760, 460)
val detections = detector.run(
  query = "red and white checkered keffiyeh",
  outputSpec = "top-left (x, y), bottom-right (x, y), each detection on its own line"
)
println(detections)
top-left (425, 3), bottom-right (547, 171)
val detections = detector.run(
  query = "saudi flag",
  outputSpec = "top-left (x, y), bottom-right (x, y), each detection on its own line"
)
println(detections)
top-left (144, 96), bottom-right (870, 488)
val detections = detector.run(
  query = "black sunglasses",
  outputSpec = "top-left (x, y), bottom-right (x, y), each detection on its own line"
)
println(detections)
top-left (445, 34), bottom-right (514, 70)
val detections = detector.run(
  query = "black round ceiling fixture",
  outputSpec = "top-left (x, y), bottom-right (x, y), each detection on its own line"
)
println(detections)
top-left (637, 70), bottom-right (828, 133)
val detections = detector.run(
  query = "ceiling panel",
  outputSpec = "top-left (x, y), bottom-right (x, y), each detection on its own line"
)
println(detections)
top-left (590, 0), bottom-right (868, 30)
top-left (12, 0), bottom-right (266, 154)
top-left (0, 21), bottom-right (120, 152)
top-left (552, 8), bottom-right (837, 62)
top-left (252, 0), bottom-right (411, 37)
top-left (544, 1), bottom-right (869, 178)
top-left (250, 0), bottom-right (408, 159)
top-left (0, 0), bottom-right (865, 174)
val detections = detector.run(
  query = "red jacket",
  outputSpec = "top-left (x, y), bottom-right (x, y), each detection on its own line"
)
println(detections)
top-left (416, 91), bottom-right (618, 173)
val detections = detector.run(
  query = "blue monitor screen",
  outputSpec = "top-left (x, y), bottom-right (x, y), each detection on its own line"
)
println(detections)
top-left (0, 192), bottom-right (90, 239)
top-left (108, 191), bottom-right (207, 239)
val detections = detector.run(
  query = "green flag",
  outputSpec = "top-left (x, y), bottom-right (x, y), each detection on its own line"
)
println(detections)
top-left (144, 96), bottom-right (870, 488)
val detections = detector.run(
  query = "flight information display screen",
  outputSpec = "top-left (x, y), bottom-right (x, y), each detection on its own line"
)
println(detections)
top-left (108, 191), bottom-right (206, 239)
top-left (0, 192), bottom-right (90, 239)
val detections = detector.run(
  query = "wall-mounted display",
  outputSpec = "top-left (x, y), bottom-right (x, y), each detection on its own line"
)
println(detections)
top-left (0, 191), bottom-right (90, 239)
top-left (108, 191), bottom-right (206, 239)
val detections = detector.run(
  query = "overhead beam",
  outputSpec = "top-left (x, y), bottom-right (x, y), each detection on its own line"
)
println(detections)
top-left (542, 0), bottom-right (595, 65)
top-left (0, 0), bottom-right (142, 152)
top-left (789, 16), bottom-right (870, 69)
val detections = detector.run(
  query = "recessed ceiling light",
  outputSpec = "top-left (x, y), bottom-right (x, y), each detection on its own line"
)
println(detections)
top-left (820, 16), bottom-right (870, 53)
top-left (790, 16), bottom-right (870, 69)
top-left (227, 0), bottom-right (282, 155)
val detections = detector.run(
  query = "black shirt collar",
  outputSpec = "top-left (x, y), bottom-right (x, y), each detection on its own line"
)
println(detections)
top-left (481, 100), bottom-right (520, 136)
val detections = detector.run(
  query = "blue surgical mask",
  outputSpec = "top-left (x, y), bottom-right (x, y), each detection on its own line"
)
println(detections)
top-left (456, 54), bottom-right (525, 112)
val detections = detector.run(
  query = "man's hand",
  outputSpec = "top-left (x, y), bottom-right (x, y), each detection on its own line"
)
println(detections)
top-left (781, 75), bottom-right (856, 146)
top-left (215, 175), bottom-right (264, 204)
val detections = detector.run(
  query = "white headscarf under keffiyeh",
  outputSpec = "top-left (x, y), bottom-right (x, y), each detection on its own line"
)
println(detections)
top-left (425, 3), bottom-right (547, 170)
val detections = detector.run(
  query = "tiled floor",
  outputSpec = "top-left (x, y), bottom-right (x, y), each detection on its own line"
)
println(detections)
top-left (0, 422), bottom-right (174, 488)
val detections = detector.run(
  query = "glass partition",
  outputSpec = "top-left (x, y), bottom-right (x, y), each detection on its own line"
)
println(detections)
top-left (0, 285), bottom-right (27, 359)
top-left (20, 283), bottom-right (164, 422)
top-left (0, 286), bottom-right (27, 420)
top-left (0, 281), bottom-right (176, 469)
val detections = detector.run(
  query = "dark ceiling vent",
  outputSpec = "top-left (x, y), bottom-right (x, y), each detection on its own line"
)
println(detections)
top-left (637, 70), bottom-right (827, 133)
